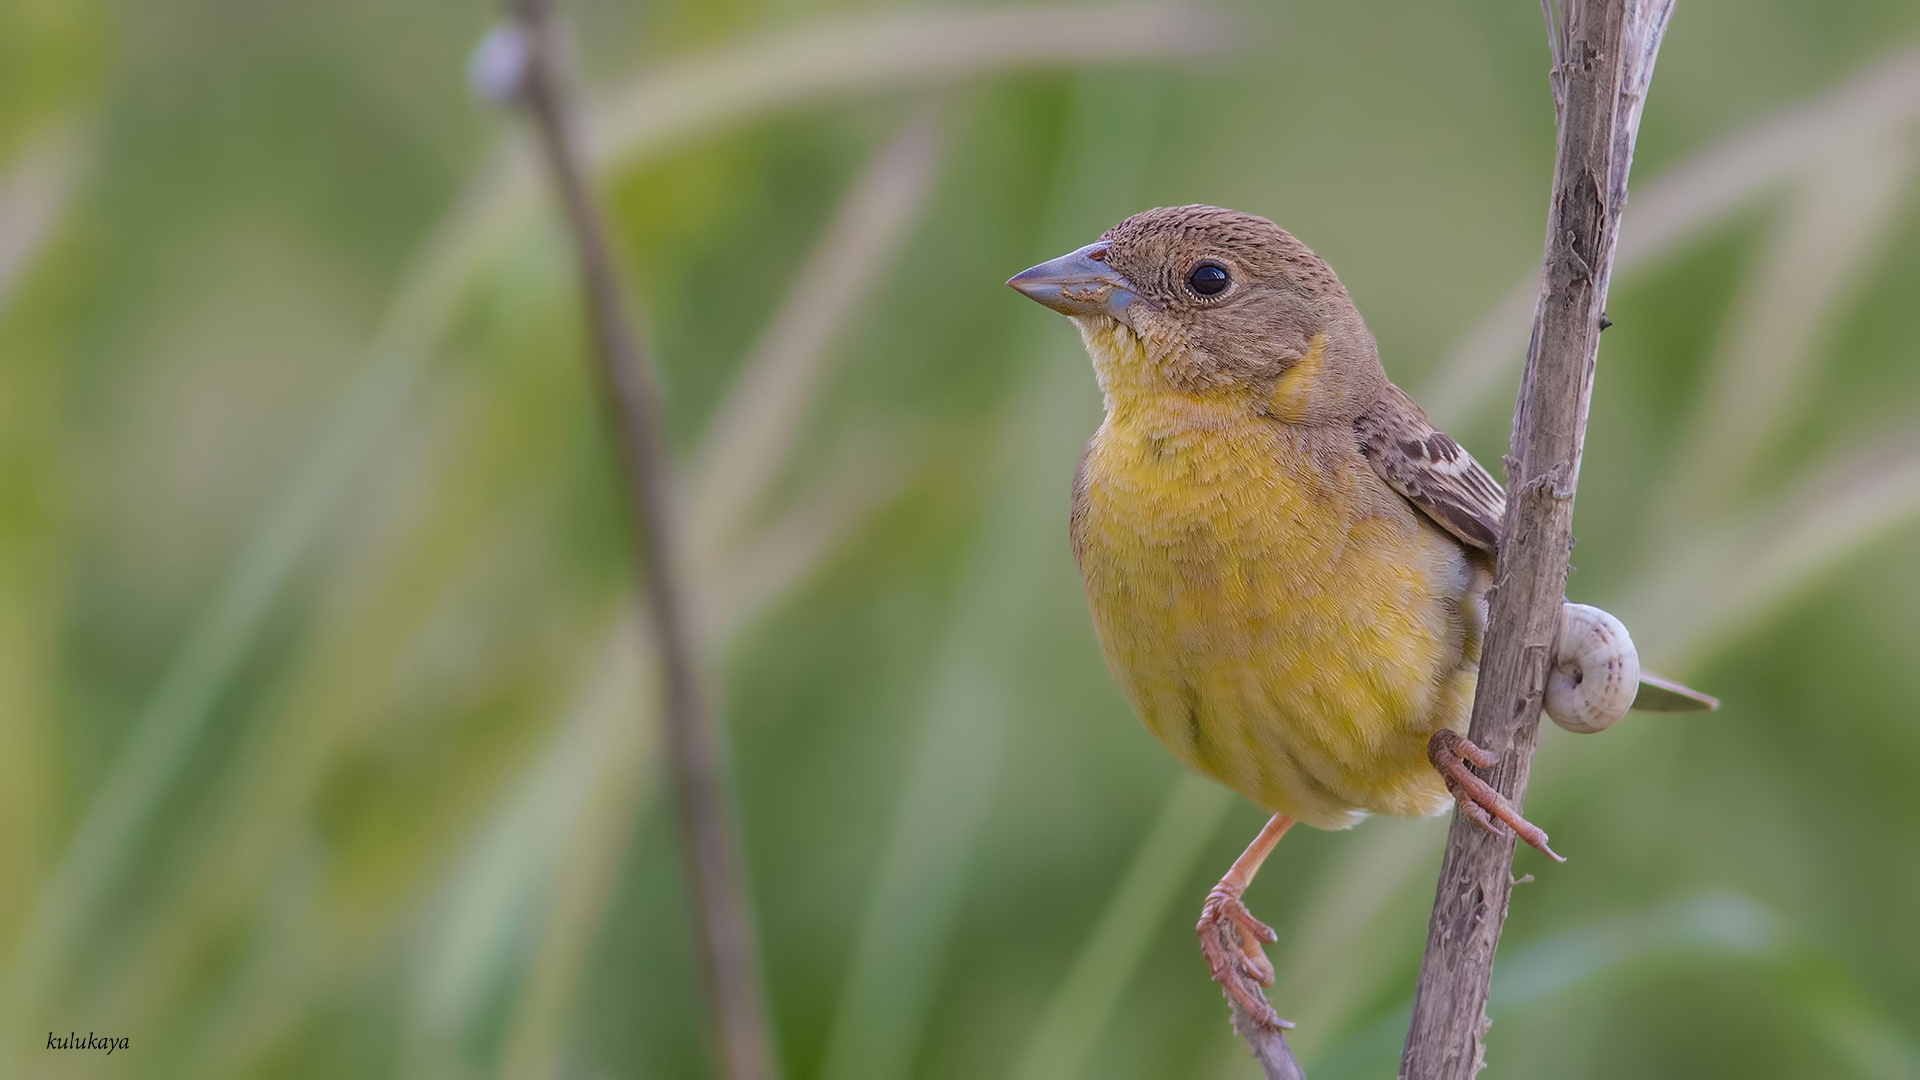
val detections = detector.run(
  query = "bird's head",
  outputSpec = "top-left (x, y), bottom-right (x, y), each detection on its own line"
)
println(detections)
top-left (1008, 205), bottom-right (1386, 424)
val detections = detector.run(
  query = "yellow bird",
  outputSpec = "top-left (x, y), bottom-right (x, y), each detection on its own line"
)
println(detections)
top-left (1008, 205), bottom-right (1714, 1026)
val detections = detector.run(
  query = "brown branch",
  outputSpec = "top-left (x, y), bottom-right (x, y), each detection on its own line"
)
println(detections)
top-left (1215, 923), bottom-right (1308, 1080)
top-left (1398, 3), bottom-right (1673, 1078)
top-left (498, 4), bottom-right (778, 1079)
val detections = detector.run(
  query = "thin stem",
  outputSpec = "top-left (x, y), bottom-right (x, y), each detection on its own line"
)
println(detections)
top-left (1398, 2), bottom-right (1673, 1078)
top-left (505, 2), bottom-right (777, 1078)
top-left (1226, 982), bottom-right (1308, 1080)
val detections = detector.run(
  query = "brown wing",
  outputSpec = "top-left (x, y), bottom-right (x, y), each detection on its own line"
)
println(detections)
top-left (1357, 388), bottom-right (1724, 712)
top-left (1355, 383), bottom-right (1506, 553)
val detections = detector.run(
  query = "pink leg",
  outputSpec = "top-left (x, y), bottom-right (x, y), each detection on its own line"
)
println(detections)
top-left (1196, 812), bottom-right (1295, 1029)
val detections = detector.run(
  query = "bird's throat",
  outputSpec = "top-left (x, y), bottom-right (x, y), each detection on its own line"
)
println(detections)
top-left (1075, 316), bottom-right (1256, 435)
top-left (1075, 316), bottom-right (1155, 408)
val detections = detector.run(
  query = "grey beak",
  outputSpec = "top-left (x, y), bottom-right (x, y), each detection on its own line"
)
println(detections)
top-left (1007, 242), bottom-right (1147, 323)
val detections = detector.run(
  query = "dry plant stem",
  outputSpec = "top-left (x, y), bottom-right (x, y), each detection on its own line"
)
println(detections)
top-left (1223, 970), bottom-right (1307, 1080)
top-left (1399, 2), bottom-right (1672, 1078)
top-left (506, 2), bottom-right (776, 1078)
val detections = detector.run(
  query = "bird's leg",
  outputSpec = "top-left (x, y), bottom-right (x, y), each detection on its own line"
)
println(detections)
top-left (1197, 812), bottom-right (1295, 1030)
top-left (1427, 729), bottom-right (1565, 862)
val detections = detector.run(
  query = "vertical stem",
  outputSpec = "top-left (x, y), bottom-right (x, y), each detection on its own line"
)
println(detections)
top-left (505, 3), bottom-right (778, 1078)
top-left (1224, 965), bottom-right (1309, 1080)
top-left (1398, 2), bottom-right (1672, 1078)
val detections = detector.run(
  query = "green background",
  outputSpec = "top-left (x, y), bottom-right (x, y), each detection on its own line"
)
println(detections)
top-left (2, 0), bottom-right (1918, 1077)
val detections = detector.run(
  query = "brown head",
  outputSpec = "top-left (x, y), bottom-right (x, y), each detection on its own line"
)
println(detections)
top-left (1008, 205), bottom-right (1386, 424)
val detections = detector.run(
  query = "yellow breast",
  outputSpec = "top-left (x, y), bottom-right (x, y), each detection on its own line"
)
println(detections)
top-left (1070, 323), bottom-right (1480, 828)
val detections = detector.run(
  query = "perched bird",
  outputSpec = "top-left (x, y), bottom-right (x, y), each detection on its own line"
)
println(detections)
top-left (1008, 205), bottom-right (1714, 1027)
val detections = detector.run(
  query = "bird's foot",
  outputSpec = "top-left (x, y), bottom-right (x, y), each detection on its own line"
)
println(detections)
top-left (1196, 886), bottom-right (1291, 1029)
top-left (1428, 729), bottom-right (1565, 862)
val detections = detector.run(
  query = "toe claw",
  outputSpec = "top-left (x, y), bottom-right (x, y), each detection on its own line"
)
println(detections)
top-left (1242, 954), bottom-right (1275, 988)
top-left (1197, 893), bottom-right (1291, 1030)
top-left (1457, 796), bottom-right (1506, 839)
top-left (1232, 907), bottom-right (1277, 946)
top-left (1429, 729), bottom-right (1565, 861)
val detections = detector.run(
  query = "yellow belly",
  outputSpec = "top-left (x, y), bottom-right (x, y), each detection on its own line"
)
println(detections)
top-left (1072, 402), bottom-right (1482, 829)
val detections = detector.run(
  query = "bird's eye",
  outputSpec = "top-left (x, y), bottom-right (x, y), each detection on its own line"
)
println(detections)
top-left (1187, 261), bottom-right (1230, 297)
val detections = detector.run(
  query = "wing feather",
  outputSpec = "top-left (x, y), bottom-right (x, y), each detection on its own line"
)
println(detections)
top-left (1355, 388), bottom-right (1724, 712)
top-left (1355, 384), bottom-right (1506, 553)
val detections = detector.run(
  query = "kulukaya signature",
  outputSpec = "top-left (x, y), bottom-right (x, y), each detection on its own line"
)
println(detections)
top-left (48, 1031), bottom-right (129, 1055)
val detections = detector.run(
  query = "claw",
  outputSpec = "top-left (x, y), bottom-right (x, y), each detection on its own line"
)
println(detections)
top-left (1428, 729), bottom-right (1565, 862)
top-left (1455, 792), bottom-right (1508, 840)
top-left (1197, 889), bottom-right (1293, 1029)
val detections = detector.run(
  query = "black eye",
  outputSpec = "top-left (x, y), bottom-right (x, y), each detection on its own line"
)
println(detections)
top-left (1187, 261), bottom-right (1230, 297)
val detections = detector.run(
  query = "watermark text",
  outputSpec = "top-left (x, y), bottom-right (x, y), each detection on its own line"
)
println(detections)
top-left (48, 1031), bottom-right (129, 1055)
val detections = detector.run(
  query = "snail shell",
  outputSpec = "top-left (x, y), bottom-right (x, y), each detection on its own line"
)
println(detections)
top-left (1545, 602), bottom-right (1640, 734)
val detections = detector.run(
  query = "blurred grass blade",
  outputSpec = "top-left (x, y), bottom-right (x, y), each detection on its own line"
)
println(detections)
top-left (500, 113), bottom-right (946, 1066)
top-left (814, 651), bottom-right (1012, 1080)
top-left (96, 363), bottom-right (601, 1071)
top-left (1421, 278), bottom-right (1537, 428)
top-left (405, 611), bottom-right (655, 1078)
top-left (491, 438), bottom-right (898, 1079)
top-left (1487, 893), bottom-right (1781, 1009)
top-left (584, 7), bottom-right (1227, 174)
top-left (412, 613), bottom-right (652, 1045)
top-left (820, 70), bottom-right (1172, 1080)
top-left (1012, 775), bottom-right (1232, 1080)
top-left (2, 3), bottom-right (1220, 1039)
top-left (0, 124), bottom-right (81, 317)
top-left (0, 122), bottom-right (87, 998)
top-left (702, 439), bottom-right (904, 641)
top-left (1621, 49), bottom-right (1920, 254)
top-left (815, 357), bottom-right (1097, 1080)
top-left (489, 111), bottom-right (953, 1075)
top-left (1419, 47), bottom-right (1920, 426)
top-left (1792, 985), bottom-right (1920, 1080)
top-left (1623, 424), bottom-right (1920, 668)
top-left (0, 165), bottom-right (515, 1025)
top-left (691, 110), bottom-right (946, 562)
top-left (1314, 896), bottom-right (1920, 1080)
top-left (1308, 894), bottom-right (1783, 1080)
top-left (1650, 133), bottom-right (1913, 534)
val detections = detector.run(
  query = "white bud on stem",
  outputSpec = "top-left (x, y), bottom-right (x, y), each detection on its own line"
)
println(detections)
top-left (468, 24), bottom-right (531, 107)
top-left (1545, 602), bottom-right (1639, 734)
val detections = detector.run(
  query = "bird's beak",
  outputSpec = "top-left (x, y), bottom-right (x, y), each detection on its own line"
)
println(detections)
top-left (1007, 242), bottom-right (1148, 325)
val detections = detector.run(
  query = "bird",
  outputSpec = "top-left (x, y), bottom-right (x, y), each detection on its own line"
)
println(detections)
top-left (1007, 205), bottom-right (1715, 1028)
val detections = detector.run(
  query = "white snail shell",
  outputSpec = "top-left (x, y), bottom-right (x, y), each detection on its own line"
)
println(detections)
top-left (1545, 603), bottom-right (1640, 734)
